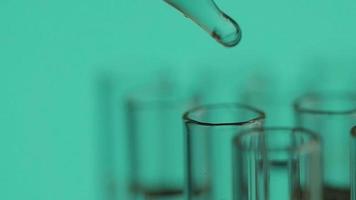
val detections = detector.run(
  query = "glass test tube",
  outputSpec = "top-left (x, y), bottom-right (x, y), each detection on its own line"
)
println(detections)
top-left (294, 92), bottom-right (356, 200)
top-left (233, 127), bottom-right (322, 200)
top-left (351, 126), bottom-right (356, 200)
top-left (183, 103), bottom-right (265, 200)
top-left (239, 75), bottom-right (294, 126)
top-left (126, 80), bottom-right (199, 200)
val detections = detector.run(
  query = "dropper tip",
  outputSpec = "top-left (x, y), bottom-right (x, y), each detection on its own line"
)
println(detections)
top-left (213, 29), bottom-right (241, 47)
top-left (164, 0), bottom-right (242, 47)
top-left (211, 13), bottom-right (242, 48)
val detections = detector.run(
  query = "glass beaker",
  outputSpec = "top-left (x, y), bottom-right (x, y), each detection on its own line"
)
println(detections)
top-left (294, 92), bottom-right (356, 200)
top-left (233, 127), bottom-right (322, 200)
top-left (126, 80), bottom-right (200, 200)
top-left (183, 103), bottom-right (265, 200)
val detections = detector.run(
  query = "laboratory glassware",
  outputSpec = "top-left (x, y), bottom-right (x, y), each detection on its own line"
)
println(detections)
top-left (294, 92), bottom-right (356, 200)
top-left (233, 127), bottom-right (322, 200)
top-left (126, 80), bottom-right (200, 200)
top-left (183, 103), bottom-right (265, 200)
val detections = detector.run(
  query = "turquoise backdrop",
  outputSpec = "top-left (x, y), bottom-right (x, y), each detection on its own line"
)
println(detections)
top-left (0, 0), bottom-right (355, 199)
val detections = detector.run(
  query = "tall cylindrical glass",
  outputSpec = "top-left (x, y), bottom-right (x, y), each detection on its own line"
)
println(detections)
top-left (126, 81), bottom-right (200, 200)
top-left (351, 126), bottom-right (356, 200)
top-left (233, 127), bottom-right (322, 200)
top-left (183, 103), bottom-right (265, 200)
top-left (294, 92), bottom-right (356, 199)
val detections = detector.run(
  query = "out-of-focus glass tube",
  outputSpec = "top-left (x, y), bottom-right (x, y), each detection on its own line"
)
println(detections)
top-left (239, 72), bottom-right (295, 126)
top-left (233, 127), bottom-right (322, 200)
top-left (183, 103), bottom-right (265, 200)
top-left (126, 80), bottom-right (200, 200)
top-left (351, 126), bottom-right (356, 200)
top-left (294, 92), bottom-right (356, 200)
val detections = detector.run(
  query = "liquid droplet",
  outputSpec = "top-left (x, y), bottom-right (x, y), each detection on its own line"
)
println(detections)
top-left (164, 0), bottom-right (241, 47)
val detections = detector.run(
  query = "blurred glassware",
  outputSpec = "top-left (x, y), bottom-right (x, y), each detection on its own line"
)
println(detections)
top-left (95, 72), bottom-right (123, 200)
top-left (351, 126), bottom-right (356, 200)
top-left (126, 77), bottom-right (201, 200)
top-left (183, 103), bottom-right (265, 200)
top-left (294, 92), bottom-right (356, 200)
top-left (233, 127), bottom-right (322, 200)
top-left (239, 70), bottom-right (296, 127)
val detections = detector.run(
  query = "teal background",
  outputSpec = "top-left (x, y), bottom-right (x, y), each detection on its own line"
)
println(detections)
top-left (0, 0), bottom-right (355, 199)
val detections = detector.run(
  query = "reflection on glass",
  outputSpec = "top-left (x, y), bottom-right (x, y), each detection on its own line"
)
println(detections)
top-left (294, 92), bottom-right (356, 200)
top-left (233, 127), bottom-right (322, 200)
top-left (183, 103), bottom-right (265, 200)
top-left (126, 80), bottom-right (199, 200)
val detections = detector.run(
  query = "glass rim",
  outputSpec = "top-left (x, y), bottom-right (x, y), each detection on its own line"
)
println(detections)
top-left (234, 127), bottom-right (321, 154)
top-left (183, 103), bottom-right (265, 126)
top-left (293, 92), bottom-right (356, 115)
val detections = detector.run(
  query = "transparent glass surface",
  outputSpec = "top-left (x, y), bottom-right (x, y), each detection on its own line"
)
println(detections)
top-left (126, 80), bottom-right (200, 200)
top-left (183, 103), bottom-right (265, 200)
top-left (294, 92), bottom-right (356, 200)
top-left (164, 0), bottom-right (241, 47)
top-left (239, 73), bottom-right (295, 126)
top-left (233, 127), bottom-right (322, 200)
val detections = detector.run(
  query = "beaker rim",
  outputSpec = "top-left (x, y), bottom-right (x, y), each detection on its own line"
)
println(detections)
top-left (234, 127), bottom-right (321, 154)
top-left (294, 91), bottom-right (356, 115)
top-left (183, 103), bottom-right (265, 126)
